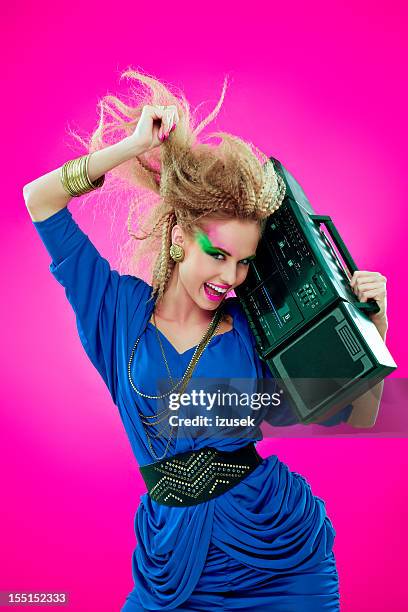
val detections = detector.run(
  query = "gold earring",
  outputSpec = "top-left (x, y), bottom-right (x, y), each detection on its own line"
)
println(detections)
top-left (169, 243), bottom-right (185, 262)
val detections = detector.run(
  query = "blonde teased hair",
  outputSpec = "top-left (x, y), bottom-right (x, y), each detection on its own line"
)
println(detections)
top-left (70, 68), bottom-right (286, 305)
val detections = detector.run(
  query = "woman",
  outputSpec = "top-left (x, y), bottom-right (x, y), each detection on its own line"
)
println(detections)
top-left (23, 70), bottom-right (388, 611)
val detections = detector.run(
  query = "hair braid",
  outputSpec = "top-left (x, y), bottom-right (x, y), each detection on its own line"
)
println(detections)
top-left (148, 211), bottom-right (177, 304)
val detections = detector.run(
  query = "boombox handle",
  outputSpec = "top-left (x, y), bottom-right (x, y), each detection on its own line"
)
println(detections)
top-left (310, 215), bottom-right (380, 315)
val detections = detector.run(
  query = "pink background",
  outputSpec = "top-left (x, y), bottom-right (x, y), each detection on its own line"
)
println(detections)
top-left (2, 0), bottom-right (407, 610)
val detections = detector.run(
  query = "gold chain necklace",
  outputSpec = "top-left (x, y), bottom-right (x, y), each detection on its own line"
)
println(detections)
top-left (151, 308), bottom-right (176, 389)
top-left (127, 303), bottom-right (225, 460)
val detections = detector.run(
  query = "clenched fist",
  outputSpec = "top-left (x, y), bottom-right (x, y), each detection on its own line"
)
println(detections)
top-left (128, 104), bottom-right (180, 152)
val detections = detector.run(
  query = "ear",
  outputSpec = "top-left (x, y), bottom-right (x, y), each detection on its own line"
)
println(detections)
top-left (171, 224), bottom-right (187, 247)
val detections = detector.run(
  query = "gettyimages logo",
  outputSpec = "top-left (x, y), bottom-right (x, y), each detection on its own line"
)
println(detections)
top-left (153, 377), bottom-right (284, 439)
top-left (167, 387), bottom-right (283, 411)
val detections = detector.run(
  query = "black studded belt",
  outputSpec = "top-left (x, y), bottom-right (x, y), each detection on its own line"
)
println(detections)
top-left (139, 442), bottom-right (264, 507)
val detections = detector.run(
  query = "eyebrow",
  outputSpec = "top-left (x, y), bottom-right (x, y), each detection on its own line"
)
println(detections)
top-left (213, 246), bottom-right (257, 260)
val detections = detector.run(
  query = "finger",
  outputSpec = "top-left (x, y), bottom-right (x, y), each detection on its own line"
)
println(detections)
top-left (353, 283), bottom-right (384, 298)
top-left (167, 107), bottom-right (179, 135)
top-left (164, 110), bottom-right (174, 137)
top-left (169, 113), bottom-right (177, 132)
top-left (150, 105), bottom-right (168, 139)
top-left (350, 272), bottom-right (383, 287)
top-left (162, 106), bottom-right (178, 136)
top-left (160, 109), bottom-right (174, 140)
top-left (356, 274), bottom-right (384, 284)
top-left (356, 289), bottom-right (386, 301)
top-left (357, 289), bottom-right (384, 302)
top-left (354, 280), bottom-right (385, 290)
top-left (170, 109), bottom-right (179, 131)
top-left (150, 104), bottom-right (167, 120)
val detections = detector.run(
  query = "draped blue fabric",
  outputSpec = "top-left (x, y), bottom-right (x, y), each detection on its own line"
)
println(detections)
top-left (32, 206), bottom-right (353, 611)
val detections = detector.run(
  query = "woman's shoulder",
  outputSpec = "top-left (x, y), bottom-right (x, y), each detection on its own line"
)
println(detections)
top-left (119, 274), bottom-right (153, 311)
top-left (122, 274), bottom-right (152, 291)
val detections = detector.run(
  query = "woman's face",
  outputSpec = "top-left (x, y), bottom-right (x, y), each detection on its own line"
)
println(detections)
top-left (172, 217), bottom-right (260, 309)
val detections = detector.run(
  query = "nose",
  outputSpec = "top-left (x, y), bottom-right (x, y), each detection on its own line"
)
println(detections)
top-left (220, 261), bottom-right (238, 287)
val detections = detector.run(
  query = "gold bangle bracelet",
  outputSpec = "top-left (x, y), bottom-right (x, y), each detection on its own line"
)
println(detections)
top-left (60, 153), bottom-right (105, 197)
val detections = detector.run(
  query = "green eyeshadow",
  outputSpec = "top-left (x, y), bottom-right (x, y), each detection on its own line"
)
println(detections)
top-left (194, 229), bottom-right (257, 261)
top-left (195, 230), bottom-right (221, 255)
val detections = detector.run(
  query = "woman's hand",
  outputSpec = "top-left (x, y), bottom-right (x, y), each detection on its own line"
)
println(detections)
top-left (350, 270), bottom-right (388, 332)
top-left (128, 104), bottom-right (179, 153)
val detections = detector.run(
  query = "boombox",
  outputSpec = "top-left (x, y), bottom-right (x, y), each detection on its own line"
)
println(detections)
top-left (235, 157), bottom-right (397, 424)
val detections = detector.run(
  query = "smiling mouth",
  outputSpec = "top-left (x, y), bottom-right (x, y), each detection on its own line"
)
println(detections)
top-left (204, 282), bottom-right (229, 295)
top-left (203, 283), bottom-right (229, 299)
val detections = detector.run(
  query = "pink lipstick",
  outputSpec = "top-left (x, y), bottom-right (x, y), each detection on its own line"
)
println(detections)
top-left (203, 283), bottom-right (228, 301)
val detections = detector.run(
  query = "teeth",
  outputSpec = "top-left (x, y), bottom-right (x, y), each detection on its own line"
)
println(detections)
top-left (206, 282), bottom-right (227, 294)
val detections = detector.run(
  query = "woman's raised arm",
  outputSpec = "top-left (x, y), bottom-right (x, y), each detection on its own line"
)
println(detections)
top-left (23, 103), bottom-right (180, 221)
top-left (22, 104), bottom-right (179, 404)
top-left (23, 137), bottom-right (144, 221)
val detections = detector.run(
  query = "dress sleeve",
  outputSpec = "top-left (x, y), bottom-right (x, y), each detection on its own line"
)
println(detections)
top-left (32, 205), bottom-right (138, 405)
top-left (259, 358), bottom-right (354, 427)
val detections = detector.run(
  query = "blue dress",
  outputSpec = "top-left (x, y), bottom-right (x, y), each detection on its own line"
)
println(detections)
top-left (32, 206), bottom-right (353, 612)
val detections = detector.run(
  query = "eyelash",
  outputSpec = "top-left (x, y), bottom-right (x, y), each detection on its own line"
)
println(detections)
top-left (210, 252), bottom-right (251, 266)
